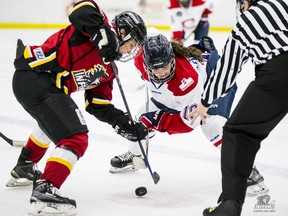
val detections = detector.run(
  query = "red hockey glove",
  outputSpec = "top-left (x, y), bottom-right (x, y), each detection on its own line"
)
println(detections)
top-left (139, 110), bottom-right (170, 132)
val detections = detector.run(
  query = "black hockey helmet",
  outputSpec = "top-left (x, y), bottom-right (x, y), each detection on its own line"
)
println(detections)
top-left (143, 34), bottom-right (175, 83)
top-left (113, 11), bottom-right (147, 61)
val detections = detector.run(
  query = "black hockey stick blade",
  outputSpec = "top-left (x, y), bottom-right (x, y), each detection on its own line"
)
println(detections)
top-left (0, 132), bottom-right (25, 147)
top-left (153, 172), bottom-right (160, 184)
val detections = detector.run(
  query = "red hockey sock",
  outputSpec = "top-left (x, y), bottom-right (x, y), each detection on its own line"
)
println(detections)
top-left (41, 161), bottom-right (70, 189)
top-left (25, 137), bottom-right (49, 163)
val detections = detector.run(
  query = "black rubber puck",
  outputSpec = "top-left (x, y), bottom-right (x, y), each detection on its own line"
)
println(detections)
top-left (135, 186), bottom-right (147, 196)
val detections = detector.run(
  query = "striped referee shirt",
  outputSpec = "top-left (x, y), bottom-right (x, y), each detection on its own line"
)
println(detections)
top-left (201, 0), bottom-right (288, 106)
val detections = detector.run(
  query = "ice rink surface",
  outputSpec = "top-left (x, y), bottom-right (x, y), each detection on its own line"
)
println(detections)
top-left (0, 29), bottom-right (288, 216)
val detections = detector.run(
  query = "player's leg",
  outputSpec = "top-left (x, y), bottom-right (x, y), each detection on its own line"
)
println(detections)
top-left (110, 100), bottom-right (157, 173)
top-left (28, 93), bottom-right (88, 215)
top-left (204, 83), bottom-right (269, 196)
top-left (194, 20), bottom-right (210, 42)
top-left (12, 70), bottom-right (88, 215)
top-left (202, 83), bottom-right (237, 148)
top-left (6, 126), bottom-right (51, 187)
top-left (204, 52), bottom-right (288, 215)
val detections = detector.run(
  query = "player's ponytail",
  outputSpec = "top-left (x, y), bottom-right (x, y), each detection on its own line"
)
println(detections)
top-left (171, 40), bottom-right (203, 61)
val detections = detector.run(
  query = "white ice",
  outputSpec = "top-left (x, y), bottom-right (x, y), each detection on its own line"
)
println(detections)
top-left (0, 29), bottom-right (288, 216)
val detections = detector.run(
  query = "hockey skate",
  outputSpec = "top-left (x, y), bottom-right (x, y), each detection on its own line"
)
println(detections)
top-left (246, 166), bottom-right (269, 196)
top-left (109, 151), bottom-right (147, 173)
top-left (28, 179), bottom-right (76, 216)
top-left (203, 200), bottom-right (243, 216)
top-left (6, 147), bottom-right (41, 187)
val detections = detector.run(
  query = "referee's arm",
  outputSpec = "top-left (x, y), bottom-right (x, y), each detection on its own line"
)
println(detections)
top-left (201, 35), bottom-right (249, 107)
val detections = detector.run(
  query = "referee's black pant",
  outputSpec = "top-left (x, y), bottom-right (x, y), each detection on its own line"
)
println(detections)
top-left (219, 52), bottom-right (288, 202)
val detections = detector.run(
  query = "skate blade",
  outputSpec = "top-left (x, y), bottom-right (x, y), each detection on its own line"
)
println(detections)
top-left (28, 201), bottom-right (77, 216)
top-left (246, 181), bottom-right (269, 197)
top-left (132, 157), bottom-right (147, 169)
top-left (6, 177), bottom-right (32, 187)
top-left (109, 164), bottom-right (139, 174)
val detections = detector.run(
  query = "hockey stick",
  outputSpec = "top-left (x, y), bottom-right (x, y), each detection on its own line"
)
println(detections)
top-left (0, 132), bottom-right (25, 147)
top-left (183, 30), bottom-right (194, 43)
top-left (111, 61), bottom-right (160, 184)
top-left (144, 83), bottom-right (149, 156)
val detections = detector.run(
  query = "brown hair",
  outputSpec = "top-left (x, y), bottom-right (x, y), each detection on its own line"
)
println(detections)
top-left (171, 40), bottom-right (203, 62)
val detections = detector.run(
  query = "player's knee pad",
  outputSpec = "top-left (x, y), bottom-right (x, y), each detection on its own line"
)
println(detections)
top-left (201, 115), bottom-right (227, 148)
top-left (30, 126), bottom-right (52, 149)
top-left (56, 132), bottom-right (89, 158)
top-left (37, 94), bottom-right (88, 143)
top-left (48, 145), bottom-right (79, 173)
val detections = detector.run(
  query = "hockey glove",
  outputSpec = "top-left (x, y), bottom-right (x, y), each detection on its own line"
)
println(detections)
top-left (112, 114), bottom-right (148, 142)
top-left (206, 48), bottom-right (220, 78)
top-left (90, 23), bottom-right (119, 63)
top-left (190, 36), bottom-right (215, 53)
top-left (139, 110), bottom-right (169, 132)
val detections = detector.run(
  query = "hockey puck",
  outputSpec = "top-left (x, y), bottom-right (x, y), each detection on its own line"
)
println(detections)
top-left (135, 186), bottom-right (147, 197)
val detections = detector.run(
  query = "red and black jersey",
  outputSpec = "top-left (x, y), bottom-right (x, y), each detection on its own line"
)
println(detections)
top-left (15, 0), bottom-right (125, 125)
top-left (21, 1), bottom-right (114, 98)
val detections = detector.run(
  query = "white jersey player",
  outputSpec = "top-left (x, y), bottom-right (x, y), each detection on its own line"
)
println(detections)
top-left (109, 32), bottom-right (268, 196)
top-left (168, 0), bottom-right (214, 44)
top-left (110, 33), bottom-right (236, 170)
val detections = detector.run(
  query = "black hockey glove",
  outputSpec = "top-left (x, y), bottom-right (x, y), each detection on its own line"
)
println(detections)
top-left (90, 23), bottom-right (119, 63)
top-left (112, 114), bottom-right (148, 142)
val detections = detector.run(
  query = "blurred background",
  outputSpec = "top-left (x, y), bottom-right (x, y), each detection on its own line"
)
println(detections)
top-left (0, 0), bottom-right (235, 32)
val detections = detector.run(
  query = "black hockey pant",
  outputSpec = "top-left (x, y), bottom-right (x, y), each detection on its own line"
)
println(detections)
top-left (12, 70), bottom-right (88, 144)
top-left (219, 52), bottom-right (288, 202)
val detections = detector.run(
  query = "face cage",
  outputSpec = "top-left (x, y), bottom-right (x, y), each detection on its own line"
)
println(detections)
top-left (117, 16), bottom-right (146, 47)
top-left (117, 28), bottom-right (146, 62)
top-left (118, 43), bottom-right (143, 62)
top-left (147, 59), bottom-right (176, 83)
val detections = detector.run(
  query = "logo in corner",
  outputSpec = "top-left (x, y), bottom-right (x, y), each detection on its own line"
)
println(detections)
top-left (253, 194), bottom-right (276, 214)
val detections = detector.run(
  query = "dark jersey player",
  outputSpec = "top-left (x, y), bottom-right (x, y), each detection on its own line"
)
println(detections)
top-left (8, 0), bottom-right (148, 215)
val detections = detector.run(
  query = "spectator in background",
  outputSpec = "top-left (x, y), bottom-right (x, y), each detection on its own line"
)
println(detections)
top-left (168, 0), bottom-right (214, 45)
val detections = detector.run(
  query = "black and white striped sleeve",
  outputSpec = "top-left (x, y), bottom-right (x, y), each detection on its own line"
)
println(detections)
top-left (201, 34), bottom-right (249, 107)
top-left (201, 0), bottom-right (288, 107)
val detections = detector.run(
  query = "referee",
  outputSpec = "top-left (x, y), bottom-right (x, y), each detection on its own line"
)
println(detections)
top-left (191, 0), bottom-right (288, 215)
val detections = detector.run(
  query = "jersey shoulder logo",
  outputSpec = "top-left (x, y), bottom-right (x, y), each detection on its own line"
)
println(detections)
top-left (33, 47), bottom-right (45, 60)
top-left (179, 77), bottom-right (194, 91)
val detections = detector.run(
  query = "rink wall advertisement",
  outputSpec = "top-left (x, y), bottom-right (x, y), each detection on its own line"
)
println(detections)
top-left (0, 0), bottom-right (235, 30)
